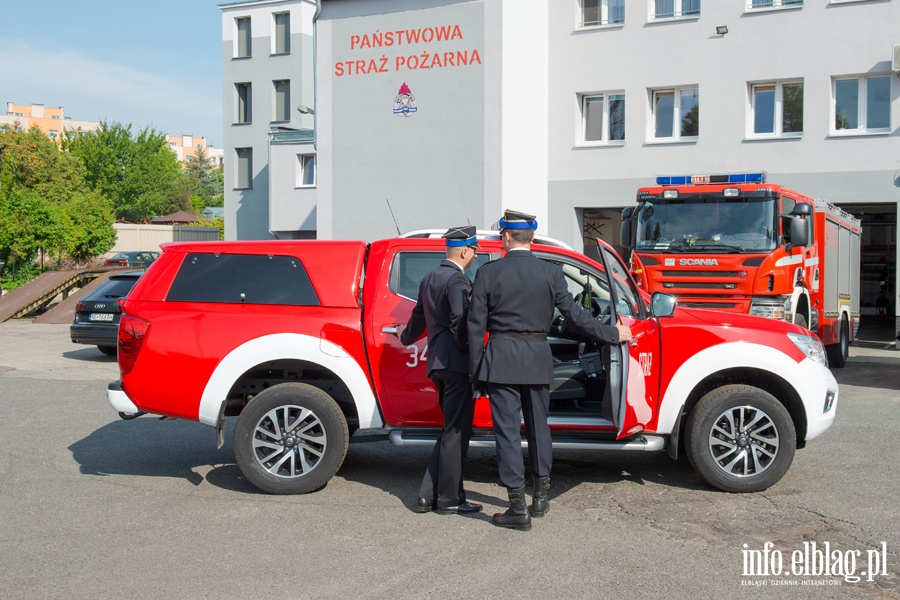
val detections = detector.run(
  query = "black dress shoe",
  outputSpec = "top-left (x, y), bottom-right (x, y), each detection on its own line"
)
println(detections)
top-left (414, 497), bottom-right (434, 513)
top-left (435, 502), bottom-right (483, 515)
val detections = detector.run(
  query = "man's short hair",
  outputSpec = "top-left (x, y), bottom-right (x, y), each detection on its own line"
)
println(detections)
top-left (506, 228), bottom-right (534, 244)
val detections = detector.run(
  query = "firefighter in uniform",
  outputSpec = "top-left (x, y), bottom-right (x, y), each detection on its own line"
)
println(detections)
top-left (395, 226), bottom-right (483, 515)
top-left (467, 210), bottom-right (633, 530)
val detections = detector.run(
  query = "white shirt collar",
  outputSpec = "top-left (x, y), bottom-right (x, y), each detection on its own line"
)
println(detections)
top-left (446, 259), bottom-right (466, 272)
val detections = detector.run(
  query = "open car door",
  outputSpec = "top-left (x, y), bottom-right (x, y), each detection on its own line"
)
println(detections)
top-left (595, 238), bottom-right (661, 439)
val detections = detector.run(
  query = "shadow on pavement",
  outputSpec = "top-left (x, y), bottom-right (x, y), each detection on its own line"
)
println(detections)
top-left (833, 359), bottom-right (900, 391)
top-left (68, 416), bottom-right (260, 494)
top-left (63, 347), bottom-right (117, 362)
top-left (69, 414), bottom-right (711, 505)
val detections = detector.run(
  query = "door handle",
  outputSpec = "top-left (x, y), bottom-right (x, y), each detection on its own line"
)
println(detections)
top-left (382, 326), bottom-right (398, 334)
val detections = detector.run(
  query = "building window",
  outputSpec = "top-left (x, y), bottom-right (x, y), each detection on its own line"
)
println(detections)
top-left (749, 81), bottom-right (803, 137)
top-left (235, 82), bottom-right (252, 124)
top-left (748, 0), bottom-right (802, 9)
top-left (48, 130), bottom-right (59, 140)
top-left (297, 154), bottom-right (316, 187)
top-left (651, 87), bottom-right (698, 141)
top-left (236, 148), bottom-right (253, 189)
top-left (273, 80), bottom-right (290, 122)
top-left (273, 12), bottom-right (290, 54)
top-left (651, 0), bottom-right (700, 20)
top-left (235, 17), bottom-right (251, 58)
top-left (581, 93), bottom-right (625, 144)
top-left (581, 0), bottom-right (624, 26)
top-left (833, 75), bottom-right (890, 134)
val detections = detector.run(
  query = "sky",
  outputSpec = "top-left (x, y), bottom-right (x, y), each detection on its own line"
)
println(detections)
top-left (0, 0), bottom-right (225, 147)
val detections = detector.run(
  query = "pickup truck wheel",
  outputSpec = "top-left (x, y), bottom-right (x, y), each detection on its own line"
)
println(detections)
top-left (685, 385), bottom-right (795, 493)
top-left (826, 316), bottom-right (849, 369)
top-left (234, 383), bottom-right (349, 495)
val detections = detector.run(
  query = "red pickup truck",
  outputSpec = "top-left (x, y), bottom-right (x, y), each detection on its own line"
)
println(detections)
top-left (107, 234), bottom-right (838, 495)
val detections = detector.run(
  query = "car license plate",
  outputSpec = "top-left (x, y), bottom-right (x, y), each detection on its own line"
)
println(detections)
top-left (89, 313), bottom-right (115, 322)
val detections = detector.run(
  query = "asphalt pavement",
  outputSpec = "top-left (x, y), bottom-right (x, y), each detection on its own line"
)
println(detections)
top-left (0, 321), bottom-right (897, 600)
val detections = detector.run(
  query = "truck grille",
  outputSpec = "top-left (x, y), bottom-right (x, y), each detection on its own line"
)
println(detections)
top-left (678, 301), bottom-right (739, 310)
top-left (653, 269), bottom-right (749, 312)
top-left (660, 271), bottom-right (741, 277)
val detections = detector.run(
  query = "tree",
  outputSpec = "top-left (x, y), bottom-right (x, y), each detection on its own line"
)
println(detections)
top-left (0, 188), bottom-right (67, 270)
top-left (681, 105), bottom-right (699, 137)
top-left (63, 191), bottom-right (117, 261)
top-left (184, 145), bottom-right (222, 204)
top-left (0, 124), bottom-right (116, 275)
top-left (0, 124), bottom-right (85, 203)
top-left (64, 122), bottom-right (184, 221)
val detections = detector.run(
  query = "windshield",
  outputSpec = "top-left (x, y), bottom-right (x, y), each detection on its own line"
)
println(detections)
top-left (635, 197), bottom-right (777, 252)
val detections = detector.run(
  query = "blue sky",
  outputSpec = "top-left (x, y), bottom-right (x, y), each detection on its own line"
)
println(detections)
top-left (0, 0), bottom-right (225, 147)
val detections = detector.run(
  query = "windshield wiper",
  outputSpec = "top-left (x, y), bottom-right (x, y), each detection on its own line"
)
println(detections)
top-left (670, 240), bottom-right (743, 253)
top-left (637, 243), bottom-right (689, 252)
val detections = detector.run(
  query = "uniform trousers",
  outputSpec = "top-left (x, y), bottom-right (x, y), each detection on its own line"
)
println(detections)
top-left (419, 369), bottom-right (476, 508)
top-left (487, 382), bottom-right (552, 490)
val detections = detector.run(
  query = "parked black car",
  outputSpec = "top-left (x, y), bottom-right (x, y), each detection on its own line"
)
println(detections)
top-left (70, 271), bottom-right (143, 355)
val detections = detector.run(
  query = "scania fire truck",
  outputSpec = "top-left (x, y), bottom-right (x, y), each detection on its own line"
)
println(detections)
top-left (621, 173), bottom-right (861, 368)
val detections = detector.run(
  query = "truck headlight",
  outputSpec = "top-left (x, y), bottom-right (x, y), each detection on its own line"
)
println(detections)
top-left (750, 296), bottom-right (790, 321)
top-left (787, 332), bottom-right (828, 367)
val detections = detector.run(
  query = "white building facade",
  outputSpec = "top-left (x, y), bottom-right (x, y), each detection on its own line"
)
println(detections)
top-left (223, 0), bottom-right (900, 321)
top-left (221, 0), bottom-right (318, 240)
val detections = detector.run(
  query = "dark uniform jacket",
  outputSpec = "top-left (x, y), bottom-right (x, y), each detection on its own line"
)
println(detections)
top-left (467, 250), bottom-right (620, 385)
top-left (400, 259), bottom-right (471, 376)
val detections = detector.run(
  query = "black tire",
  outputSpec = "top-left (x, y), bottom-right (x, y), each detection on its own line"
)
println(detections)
top-left (98, 345), bottom-right (117, 356)
top-left (793, 313), bottom-right (808, 330)
top-left (233, 383), bottom-right (349, 494)
top-left (826, 316), bottom-right (849, 369)
top-left (685, 384), bottom-right (796, 493)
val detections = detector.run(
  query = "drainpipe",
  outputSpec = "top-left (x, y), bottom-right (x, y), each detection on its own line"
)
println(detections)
top-left (312, 0), bottom-right (320, 150)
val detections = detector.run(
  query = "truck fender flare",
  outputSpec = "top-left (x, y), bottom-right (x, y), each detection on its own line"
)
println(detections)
top-left (838, 304), bottom-right (852, 326)
top-left (197, 333), bottom-right (382, 429)
top-left (655, 341), bottom-right (819, 436)
top-left (790, 285), bottom-right (811, 328)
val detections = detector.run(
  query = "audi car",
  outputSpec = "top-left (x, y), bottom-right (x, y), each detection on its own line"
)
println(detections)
top-left (70, 271), bottom-right (143, 355)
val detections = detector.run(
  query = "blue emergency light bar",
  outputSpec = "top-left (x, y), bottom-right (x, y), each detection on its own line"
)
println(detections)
top-left (656, 172), bottom-right (767, 186)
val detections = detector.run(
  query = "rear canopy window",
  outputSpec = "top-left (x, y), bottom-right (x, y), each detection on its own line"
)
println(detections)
top-left (167, 253), bottom-right (319, 306)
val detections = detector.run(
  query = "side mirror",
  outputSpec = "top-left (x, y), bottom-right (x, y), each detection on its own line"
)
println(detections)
top-left (651, 292), bottom-right (677, 318)
top-left (790, 217), bottom-right (809, 248)
top-left (620, 207), bottom-right (635, 249)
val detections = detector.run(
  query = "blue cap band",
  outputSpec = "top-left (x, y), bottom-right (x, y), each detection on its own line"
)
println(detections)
top-left (499, 217), bottom-right (537, 230)
top-left (445, 236), bottom-right (477, 247)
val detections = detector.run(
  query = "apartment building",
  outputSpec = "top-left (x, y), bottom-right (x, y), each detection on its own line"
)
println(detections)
top-left (0, 102), bottom-right (99, 140)
top-left (222, 0), bottom-right (899, 321)
top-left (167, 134), bottom-right (225, 167)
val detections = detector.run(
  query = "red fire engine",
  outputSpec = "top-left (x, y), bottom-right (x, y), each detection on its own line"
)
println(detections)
top-left (621, 173), bottom-right (861, 368)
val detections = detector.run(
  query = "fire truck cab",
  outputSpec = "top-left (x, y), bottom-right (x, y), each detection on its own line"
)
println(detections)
top-left (621, 173), bottom-right (861, 368)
